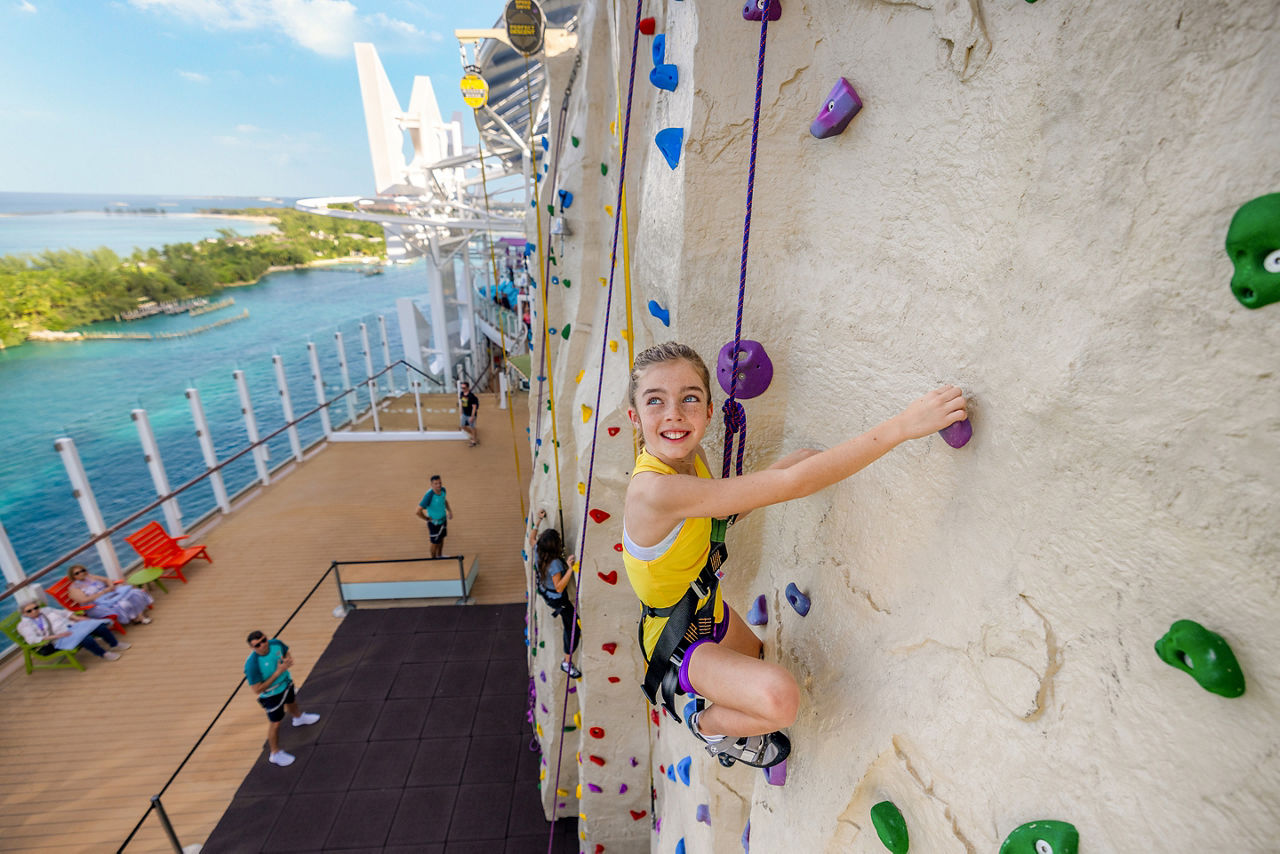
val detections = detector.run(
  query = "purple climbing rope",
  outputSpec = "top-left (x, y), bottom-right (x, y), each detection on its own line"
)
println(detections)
top-left (544, 2), bottom-right (645, 850)
top-left (722, 0), bottom-right (772, 479)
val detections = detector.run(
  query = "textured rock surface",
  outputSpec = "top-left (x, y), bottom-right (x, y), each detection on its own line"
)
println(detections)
top-left (522, 0), bottom-right (1279, 851)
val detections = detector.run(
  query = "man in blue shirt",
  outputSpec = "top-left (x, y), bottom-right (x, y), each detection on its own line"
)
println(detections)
top-left (244, 630), bottom-right (320, 767)
top-left (416, 474), bottom-right (454, 558)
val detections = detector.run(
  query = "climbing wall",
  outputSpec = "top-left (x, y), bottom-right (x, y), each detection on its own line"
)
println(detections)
top-left (521, 0), bottom-right (1280, 852)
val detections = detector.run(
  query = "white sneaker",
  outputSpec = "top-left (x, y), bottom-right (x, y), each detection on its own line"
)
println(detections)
top-left (269, 751), bottom-right (296, 767)
top-left (102, 651), bottom-right (121, 661)
top-left (114, 641), bottom-right (132, 651)
top-left (291, 712), bottom-right (320, 727)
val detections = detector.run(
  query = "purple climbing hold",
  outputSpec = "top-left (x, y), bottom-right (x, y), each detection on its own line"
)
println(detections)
top-left (649, 64), bottom-right (678, 92)
top-left (747, 594), bottom-right (768, 626)
top-left (587, 783), bottom-right (603, 793)
top-left (540, 670), bottom-right (547, 682)
top-left (652, 33), bottom-right (666, 65)
top-left (676, 756), bottom-right (692, 785)
top-left (742, 0), bottom-right (781, 21)
top-left (763, 759), bottom-right (787, 786)
top-left (717, 339), bottom-right (773, 399)
top-left (696, 804), bottom-right (711, 825)
top-left (540, 703), bottom-right (548, 713)
top-left (648, 299), bottom-right (671, 327)
top-left (655, 128), bottom-right (683, 169)
top-left (569, 685), bottom-right (577, 694)
top-left (620, 783), bottom-right (629, 793)
top-left (630, 757), bottom-right (639, 767)
top-left (810, 77), bottom-right (863, 139)
top-left (742, 820), bottom-right (751, 853)
top-left (785, 582), bottom-right (810, 616)
top-left (939, 418), bottom-right (973, 449)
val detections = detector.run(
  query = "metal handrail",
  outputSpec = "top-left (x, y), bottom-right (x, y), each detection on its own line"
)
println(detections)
top-left (0, 359), bottom-right (448, 606)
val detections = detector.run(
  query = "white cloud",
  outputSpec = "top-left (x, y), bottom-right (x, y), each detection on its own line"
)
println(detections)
top-left (235, 123), bottom-right (260, 132)
top-left (128, 0), bottom-right (433, 58)
top-left (177, 69), bottom-right (210, 82)
top-left (16, 0), bottom-right (37, 12)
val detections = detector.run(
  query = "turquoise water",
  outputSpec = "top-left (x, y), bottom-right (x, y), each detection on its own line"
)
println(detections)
top-left (0, 262), bottom-right (431, 587)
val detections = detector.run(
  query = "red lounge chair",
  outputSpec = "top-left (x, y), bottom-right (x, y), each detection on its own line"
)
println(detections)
top-left (46, 576), bottom-right (127, 635)
top-left (124, 522), bottom-right (212, 584)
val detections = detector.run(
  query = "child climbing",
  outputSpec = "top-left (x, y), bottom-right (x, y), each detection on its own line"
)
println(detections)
top-left (622, 341), bottom-right (968, 769)
top-left (529, 510), bottom-right (583, 678)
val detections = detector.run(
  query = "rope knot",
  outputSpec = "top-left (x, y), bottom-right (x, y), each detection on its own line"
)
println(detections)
top-left (723, 399), bottom-right (746, 434)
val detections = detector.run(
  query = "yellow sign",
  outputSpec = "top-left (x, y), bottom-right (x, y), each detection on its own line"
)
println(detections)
top-left (460, 71), bottom-right (489, 109)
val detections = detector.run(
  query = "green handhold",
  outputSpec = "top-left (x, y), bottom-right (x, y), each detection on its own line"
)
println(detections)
top-left (539, 641), bottom-right (545, 647)
top-left (1155, 619), bottom-right (1246, 697)
top-left (549, 254), bottom-right (557, 266)
top-left (571, 136), bottom-right (580, 147)
top-left (870, 801), bottom-right (909, 854)
top-left (547, 204), bottom-right (555, 215)
top-left (561, 324), bottom-right (571, 339)
top-left (1226, 193), bottom-right (1280, 309)
top-left (543, 463), bottom-right (549, 473)
top-left (999, 820), bottom-right (1078, 854)
top-left (563, 725), bottom-right (577, 732)
top-left (563, 278), bottom-right (571, 288)
top-left (600, 163), bottom-right (608, 176)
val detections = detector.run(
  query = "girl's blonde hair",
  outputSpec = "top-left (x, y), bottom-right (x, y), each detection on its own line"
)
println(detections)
top-left (628, 342), bottom-right (713, 450)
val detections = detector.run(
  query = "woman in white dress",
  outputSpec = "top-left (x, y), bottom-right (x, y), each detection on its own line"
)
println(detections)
top-left (66, 564), bottom-right (154, 625)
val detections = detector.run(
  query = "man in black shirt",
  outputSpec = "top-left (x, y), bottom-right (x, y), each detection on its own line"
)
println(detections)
top-left (459, 381), bottom-right (480, 447)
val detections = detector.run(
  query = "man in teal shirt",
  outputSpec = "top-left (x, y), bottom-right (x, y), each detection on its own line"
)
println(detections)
top-left (415, 474), bottom-right (454, 558)
top-left (244, 630), bottom-right (320, 767)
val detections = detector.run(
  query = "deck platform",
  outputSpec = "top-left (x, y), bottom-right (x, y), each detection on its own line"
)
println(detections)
top-left (0, 392), bottom-right (537, 853)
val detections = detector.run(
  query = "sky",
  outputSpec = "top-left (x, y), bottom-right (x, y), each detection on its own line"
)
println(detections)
top-left (0, 0), bottom-right (510, 197)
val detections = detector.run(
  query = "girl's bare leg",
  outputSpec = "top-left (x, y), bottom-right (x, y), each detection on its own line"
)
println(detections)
top-left (686, 606), bottom-right (798, 738)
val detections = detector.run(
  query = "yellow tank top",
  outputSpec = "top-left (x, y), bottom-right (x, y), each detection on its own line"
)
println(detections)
top-left (622, 449), bottom-right (725, 659)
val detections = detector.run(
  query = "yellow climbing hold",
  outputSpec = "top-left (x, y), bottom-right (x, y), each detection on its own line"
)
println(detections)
top-left (610, 120), bottom-right (617, 134)
top-left (557, 788), bottom-right (569, 797)
top-left (576, 369), bottom-right (585, 383)
top-left (574, 711), bottom-right (581, 727)
top-left (599, 276), bottom-right (607, 287)
top-left (620, 328), bottom-right (633, 342)
top-left (576, 784), bottom-right (582, 799)
top-left (582, 404), bottom-right (593, 423)
top-left (578, 481), bottom-right (586, 495)
top-left (605, 205), bottom-right (613, 216)
top-left (536, 723), bottom-right (543, 738)
top-left (540, 768), bottom-right (546, 780)
top-left (579, 814), bottom-right (587, 823)
top-left (609, 341), bottom-right (618, 352)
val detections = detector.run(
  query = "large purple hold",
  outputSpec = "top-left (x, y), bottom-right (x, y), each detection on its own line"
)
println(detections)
top-left (763, 759), bottom-right (787, 786)
top-left (742, 0), bottom-right (781, 21)
top-left (939, 418), bottom-right (973, 448)
top-left (746, 594), bottom-right (768, 626)
top-left (696, 803), bottom-right (711, 825)
top-left (717, 339), bottom-right (773, 399)
top-left (810, 77), bottom-right (863, 139)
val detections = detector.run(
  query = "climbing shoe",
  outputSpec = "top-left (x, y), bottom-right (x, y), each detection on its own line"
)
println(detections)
top-left (683, 699), bottom-right (791, 769)
top-left (560, 660), bottom-right (582, 679)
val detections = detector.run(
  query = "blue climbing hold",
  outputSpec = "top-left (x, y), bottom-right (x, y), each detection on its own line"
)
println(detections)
top-left (742, 820), bottom-right (750, 853)
top-left (666, 764), bottom-right (676, 781)
top-left (650, 64), bottom-right (678, 92)
top-left (676, 755), bottom-right (691, 785)
top-left (558, 189), bottom-right (574, 209)
top-left (652, 33), bottom-right (666, 65)
top-left (785, 583), bottom-right (810, 616)
top-left (648, 299), bottom-right (671, 326)
top-left (525, 242), bottom-right (535, 255)
top-left (549, 327), bottom-right (557, 336)
top-left (696, 804), bottom-right (711, 825)
top-left (540, 135), bottom-right (549, 150)
top-left (747, 594), bottom-right (768, 626)
top-left (675, 840), bottom-right (686, 854)
top-left (550, 276), bottom-right (559, 285)
top-left (655, 128), bottom-right (683, 169)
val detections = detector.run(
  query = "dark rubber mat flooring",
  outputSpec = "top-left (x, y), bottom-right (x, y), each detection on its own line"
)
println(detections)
top-left (204, 604), bottom-right (579, 853)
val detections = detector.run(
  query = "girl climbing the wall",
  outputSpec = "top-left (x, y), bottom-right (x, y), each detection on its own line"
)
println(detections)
top-left (622, 341), bottom-right (967, 768)
top-left (530, 510), bottom-right (583, 678)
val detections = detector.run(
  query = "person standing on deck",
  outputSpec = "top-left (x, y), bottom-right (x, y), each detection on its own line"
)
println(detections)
top-left (244, 630), bottom-right (319, 768)
top-left (459, 380), bottom-right (480, 447)
top-left (416, 474), bottom-right (453, 559)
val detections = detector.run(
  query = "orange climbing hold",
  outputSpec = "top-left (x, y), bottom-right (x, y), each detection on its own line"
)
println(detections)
top-left (589, 508), bottom-right (611, 523)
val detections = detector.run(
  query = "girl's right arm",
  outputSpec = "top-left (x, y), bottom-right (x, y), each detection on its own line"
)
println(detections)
top-left (633, 385), bottom-right (966, 527)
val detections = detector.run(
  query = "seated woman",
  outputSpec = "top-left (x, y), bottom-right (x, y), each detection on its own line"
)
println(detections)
top-left (16, 601), bottom-right (130, 660)
top-left (65, 564), bottom-right (154, 625)
top-left (528, 510), bottom-right (582, 678)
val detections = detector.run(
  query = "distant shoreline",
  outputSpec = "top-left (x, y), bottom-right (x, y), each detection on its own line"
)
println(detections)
top-left (0, 211), bottom-right (278, 223)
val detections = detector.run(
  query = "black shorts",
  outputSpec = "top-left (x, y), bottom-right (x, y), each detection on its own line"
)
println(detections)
top-left (258, 682), bottom-right (296, 722)
top-left (428, 519), bottom-right (448, 544)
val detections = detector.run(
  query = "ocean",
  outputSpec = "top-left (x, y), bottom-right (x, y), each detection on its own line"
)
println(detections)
top-left (0, 194), bottom-right (437, 610)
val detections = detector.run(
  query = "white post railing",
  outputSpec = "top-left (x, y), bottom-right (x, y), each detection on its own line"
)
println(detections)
top-left (307, 342), bottom-right (333, 439)
top-left (378, 314), bottom-right (394, 390)
top-left (0, 519), bottom-right (26, 589)
top-left (55, 437), bottom-right (123, 580)
top-left (335, 331), bottom-right (357, 424)
top-left (273, 355), bottom-right (304, 463)
top-left (234, 369), bottom-right (270, 487)
top-left (132, 408), bottom-right (184, 536)
top-left (187, 387), bottom-right (231, 515)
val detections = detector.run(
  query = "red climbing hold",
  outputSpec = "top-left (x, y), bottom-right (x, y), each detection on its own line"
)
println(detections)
top-left (608, 426), bottom-right (621, 436)
top-left (590, 726), bottom-right (606, 738)
top-left (639, 16), bottom-right (655, 35)
top-left (608, 676), bottom-right (621, 683)
top-left (596, 846), bottom-right (605, 854)
top-left (598, 570), bottom-right (618, 585)
top-left (602, 642), bottom-right (618, 654)
top-left (651, 709), bottom-right (660, 726)
top-left (630, 810), bottom-right (648, 821)
top-left (589, 755), bottom-right (606, 766)
top-left (613, 543), bottom-right (623, 552)
top-left (589, 508), bottom-right (611, 523)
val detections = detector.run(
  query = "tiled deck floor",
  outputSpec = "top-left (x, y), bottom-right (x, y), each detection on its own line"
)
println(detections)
top-left (0, 392), bottom-right (537, 853)
top-left (203, 604), bottom-right (577, 853)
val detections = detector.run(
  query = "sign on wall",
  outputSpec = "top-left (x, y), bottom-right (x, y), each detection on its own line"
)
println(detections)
top-left (504, 0), bottom-right (545, 56)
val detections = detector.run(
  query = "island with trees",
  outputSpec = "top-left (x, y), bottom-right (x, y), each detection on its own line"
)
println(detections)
top-left (0, 208), bottom-right (386, 348)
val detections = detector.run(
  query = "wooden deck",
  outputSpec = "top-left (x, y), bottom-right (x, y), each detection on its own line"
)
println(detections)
top-left (0, 392), bottom-right (532, 853)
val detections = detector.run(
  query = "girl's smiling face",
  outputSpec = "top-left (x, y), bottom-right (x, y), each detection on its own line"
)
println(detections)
top-left (628, 358), bottom-right (714, 466)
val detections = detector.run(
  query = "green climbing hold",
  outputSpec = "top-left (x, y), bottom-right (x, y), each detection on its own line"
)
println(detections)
top-left (547, 204), bottom-right (555, 215)
top-left (561, 324), bottom-right (571, 340)
top-left (543, 463), bottom-right (549, 473)
top-left (571, 136), bottom-right (580, 147)
top-left (870, 801), bottom-right (909, 854)
top-left (1226, 193), bottom-right (1280, 309)
top-left (600, 163), bottom-right (608, 176)
top-left (1155, 619), bottom-right (1246, 697)
top-left (539, 641), bottom-right (545, 648)
top-left (999, 820), bottom-right (1078, 854)
top-left (564, 725), bottom-right (578, 732)
top-left (549, 254), bottom-right (557, 266)
top-left (563, 278), bottom-right (571, 288)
